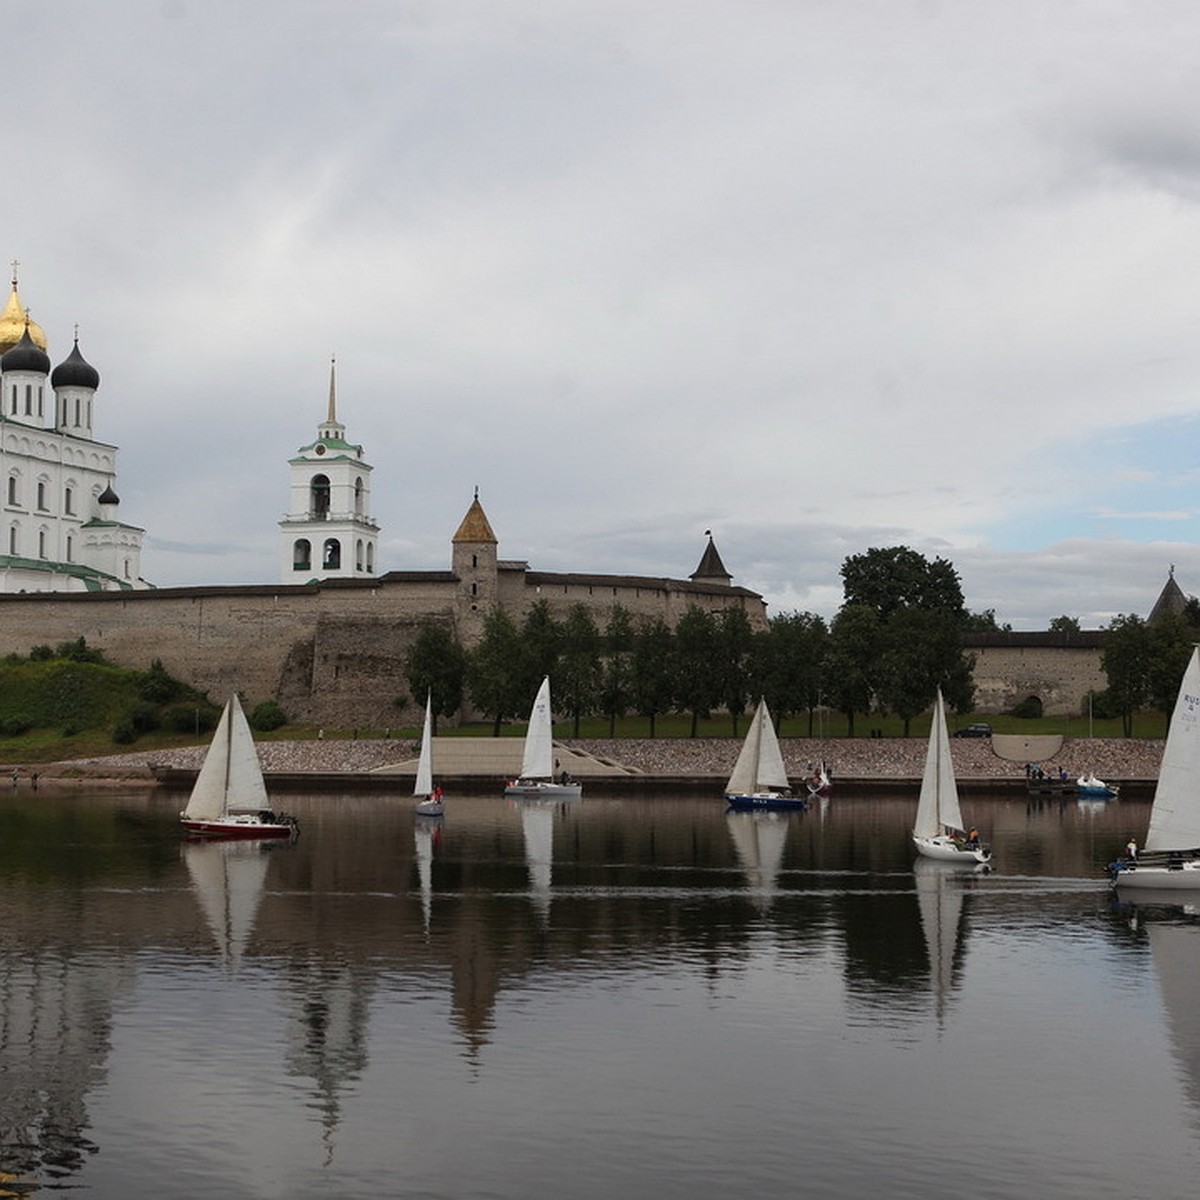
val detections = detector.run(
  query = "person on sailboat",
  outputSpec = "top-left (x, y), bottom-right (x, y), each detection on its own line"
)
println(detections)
top-left (1126, 838), bottom-right (1138, 860)
top-left (967, 826), bottom-right (980, 848)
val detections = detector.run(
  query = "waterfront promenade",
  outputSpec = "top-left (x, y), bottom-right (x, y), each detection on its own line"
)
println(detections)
top-left (31, 732), bottom-right (1165, 792)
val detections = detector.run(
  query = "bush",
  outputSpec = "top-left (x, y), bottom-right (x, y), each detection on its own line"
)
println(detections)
top-left (125, 701), bottom-right (161, 733)
top-left (138, 659), bottom-right (184, 704)
top-left (111, 721), bottom-right (137, 744)
top-left (0, 716), bottom-right (34, 737)
top-left (29, 644), bottom-right (53, 661)
top-left (249, 700), bottom-right (287, 732)
top-left (163, 702), bottom-right (221, 734)
top-left (55, 637), bottom-right (106, 664)
top-left (1010, 695), bottom-right (1044, 719)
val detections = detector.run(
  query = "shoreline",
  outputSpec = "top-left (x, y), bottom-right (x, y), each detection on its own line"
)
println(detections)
top-left (17, 733), bottom-right (1164, 794)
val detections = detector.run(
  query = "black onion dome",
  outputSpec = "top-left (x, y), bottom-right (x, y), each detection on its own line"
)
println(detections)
top-left (1, 327), bottom-right (51, 375)
top-left (51, 339), bottom-right (100, 389)
top-left (98, 484), bottom-right (119, 505)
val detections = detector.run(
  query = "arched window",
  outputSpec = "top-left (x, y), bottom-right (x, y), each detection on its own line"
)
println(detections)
top-left (310, 474), bottom-right (331, 520)
top-left (366, 544), bottom-right (374, 572)
top-left (37, 530), bottom-right (45, 558)
top-left (8, 525), bottom-right (16, 554)
top-left (293, 538), bottom-right (311, 571)
top-left (36, 481), bottom-right (47, 510)
top-left (66, 535), bottom-right (73, 562)
top-left (323, 538), bottom-right (341, 569)
top-left (354, 477), bottom-right (364, 515)
top-left (355, 539), bottom-right (364, 570)
top-left (64, 486), bottom-right (74, 515)
top-left (6, 476), bottom-right (17, 505)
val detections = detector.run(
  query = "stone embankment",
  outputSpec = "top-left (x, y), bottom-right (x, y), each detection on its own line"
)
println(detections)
top-left (38, 734), bottom-right (1164, 784)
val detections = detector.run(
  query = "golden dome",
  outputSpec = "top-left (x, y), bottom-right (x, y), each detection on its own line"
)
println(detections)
top-left (0, 285), bottom-right (48, 355)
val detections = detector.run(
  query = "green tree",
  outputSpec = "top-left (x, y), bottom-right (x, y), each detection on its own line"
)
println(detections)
top-left (964, 609), bottom-right (1012, 632)
top-left (631, 617), bottom-right (675, 737)
top-left (404, 620), bottom-right (467, 733)
top-left (840, 546), bottom-right (966, 621)
top-left (1101, 614), bottom-right (1152, 736)
top-left (518, 600), bottom-right (561, 700)
top-left (715, 608), bottom-right (755, 735)
top-left (825, 605), bottom-right (882, 736)
top-left (674, 606), bottom-right (721, 736)
top-left (466, 607), bottom-right (525, 736)
top-left (558, 604), bottom-right (602, 736)
top-left (1049, 615), bottom-right (1082, 635)
top-left (599, 605), bottom-right (635, 737)
top-left (1147, 613), bottom-right (1195, 734)
top-left (876, 608), bottom-right (974, 735)
top-left (753, 611), bottom-right (828, 733)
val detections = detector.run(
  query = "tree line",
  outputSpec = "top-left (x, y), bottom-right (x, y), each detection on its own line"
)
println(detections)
top-left (405, 546), bottom-right (982, 737)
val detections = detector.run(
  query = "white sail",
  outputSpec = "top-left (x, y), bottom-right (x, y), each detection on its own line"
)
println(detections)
top-left (1146, 647), bottom-right (1200, 851)
top-left (181, 695), bottom-right (269, 821)
top-left (913, 690), bottom-right (964, 838)
top-left (415, 692), bottom-right (434, 798)
top-left (726, 699), bottom-right (789, 794)
top-left (184, 840), bottom-right (269, 968)
top-left (520, 676), bottom-right (556, 780)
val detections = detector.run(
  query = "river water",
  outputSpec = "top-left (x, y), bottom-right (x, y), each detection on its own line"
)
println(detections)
top-left (2, 786), bottom-right (1198, 1199)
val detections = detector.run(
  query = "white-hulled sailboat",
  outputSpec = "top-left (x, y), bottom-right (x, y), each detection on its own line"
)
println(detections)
top-left (414, 692), bottom-right (445, 816)
top-left (724, 698), bottom-right (806, 811)
top-left (504, 677), bottom-right (582, 800)
top-left (1112, 646), bottom-right (1200, 889)
top-left (180, 694), bottom-right (297, 839)
top-left (912, 689), bottom-right (990, 864)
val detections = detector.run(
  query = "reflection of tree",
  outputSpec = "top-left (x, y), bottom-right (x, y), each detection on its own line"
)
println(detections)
top-left (836, 891), bottom-right (927, 1011)
top-left (0, 949), bottom-right (133, 1187)
top-left (282, 960), bottom-right (371, 1161)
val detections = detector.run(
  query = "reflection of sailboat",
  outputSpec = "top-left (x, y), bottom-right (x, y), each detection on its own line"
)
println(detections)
top-left (912, 689), bottom-right (990, 863)
top-left (725, 698), bottom-right (806, 811)
top-left (521, 801), bottom-right (556, 924)
top-left (504, 677), bottom-right (582, 800)
top-left (180, 694), bottom-right (297, 839)
top-left (1113, 646), bottom-right (1200, 889)
top-left (183, 839), bottom-right (272, 968)
top-left (413, 815), bottom-right (441, 933)
top-left (913, 857), bottom-right (976, 1025)
top-left (725, 811), bottom-right (789, 906)
top-left (414, 692), bottom-right (444, 816)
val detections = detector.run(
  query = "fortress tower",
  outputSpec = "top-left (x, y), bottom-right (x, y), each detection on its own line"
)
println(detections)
top-left (279, 359), bottom-right (379, 582)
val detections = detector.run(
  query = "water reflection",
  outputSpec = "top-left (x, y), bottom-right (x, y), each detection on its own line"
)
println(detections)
top-left (5, 787), bottom-right (1200, 1199)
top-left (183, 840), bottom-right (272, 970)
top-left (725, 811), bottom-right (790, 908)
top-left (913, 858), bottom-right (981, 1028)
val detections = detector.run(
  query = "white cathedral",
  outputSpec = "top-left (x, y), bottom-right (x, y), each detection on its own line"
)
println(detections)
top-left (0, 271), bottom-right (147, 592)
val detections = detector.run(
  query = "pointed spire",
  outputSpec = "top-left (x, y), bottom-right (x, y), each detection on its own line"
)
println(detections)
top-left (327, 355), bottom-right (337, 424)
top-left (690, 531), bottom-right (731, 584)
top-left (453, 490), bottom-right (498, 544)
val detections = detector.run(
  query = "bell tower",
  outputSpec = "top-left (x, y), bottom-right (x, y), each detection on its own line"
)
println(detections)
top-left (279, 359), bottom-right (379, 582)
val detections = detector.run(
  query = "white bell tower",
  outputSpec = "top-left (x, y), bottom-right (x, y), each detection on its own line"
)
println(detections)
top-left (279, 359), bottom-right (379, 582)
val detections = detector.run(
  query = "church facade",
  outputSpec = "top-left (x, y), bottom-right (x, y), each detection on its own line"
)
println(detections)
top-left (0, 273), bottom-right (147, 592)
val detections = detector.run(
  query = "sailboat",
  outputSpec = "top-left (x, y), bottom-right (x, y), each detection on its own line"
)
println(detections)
top-left (504, 676), bottom-right (582, 799)
top-left (1112, 646), bottom-right (1200, 889)
top-left (912, 689), bottom-right (990, 863)
top-left (414, 692), bottom-right (445, 815)
top-left (179, 694), bottom-right (297, 839)
top-left (724, 698), bottom-right (806, 811)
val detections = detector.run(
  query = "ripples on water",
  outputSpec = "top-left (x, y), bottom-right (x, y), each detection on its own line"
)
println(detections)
top-left (2, 789), bottom-right (1199, 1198)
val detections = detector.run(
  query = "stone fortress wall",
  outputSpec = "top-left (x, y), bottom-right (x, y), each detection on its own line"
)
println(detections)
top-left (0, 559), bottom-right (768, 729)
top-left (0, 577), bottom-right (1112, 727)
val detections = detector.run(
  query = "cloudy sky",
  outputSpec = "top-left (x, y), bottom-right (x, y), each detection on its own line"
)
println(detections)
top-left (11, 0), bottom-right (1200, 629)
